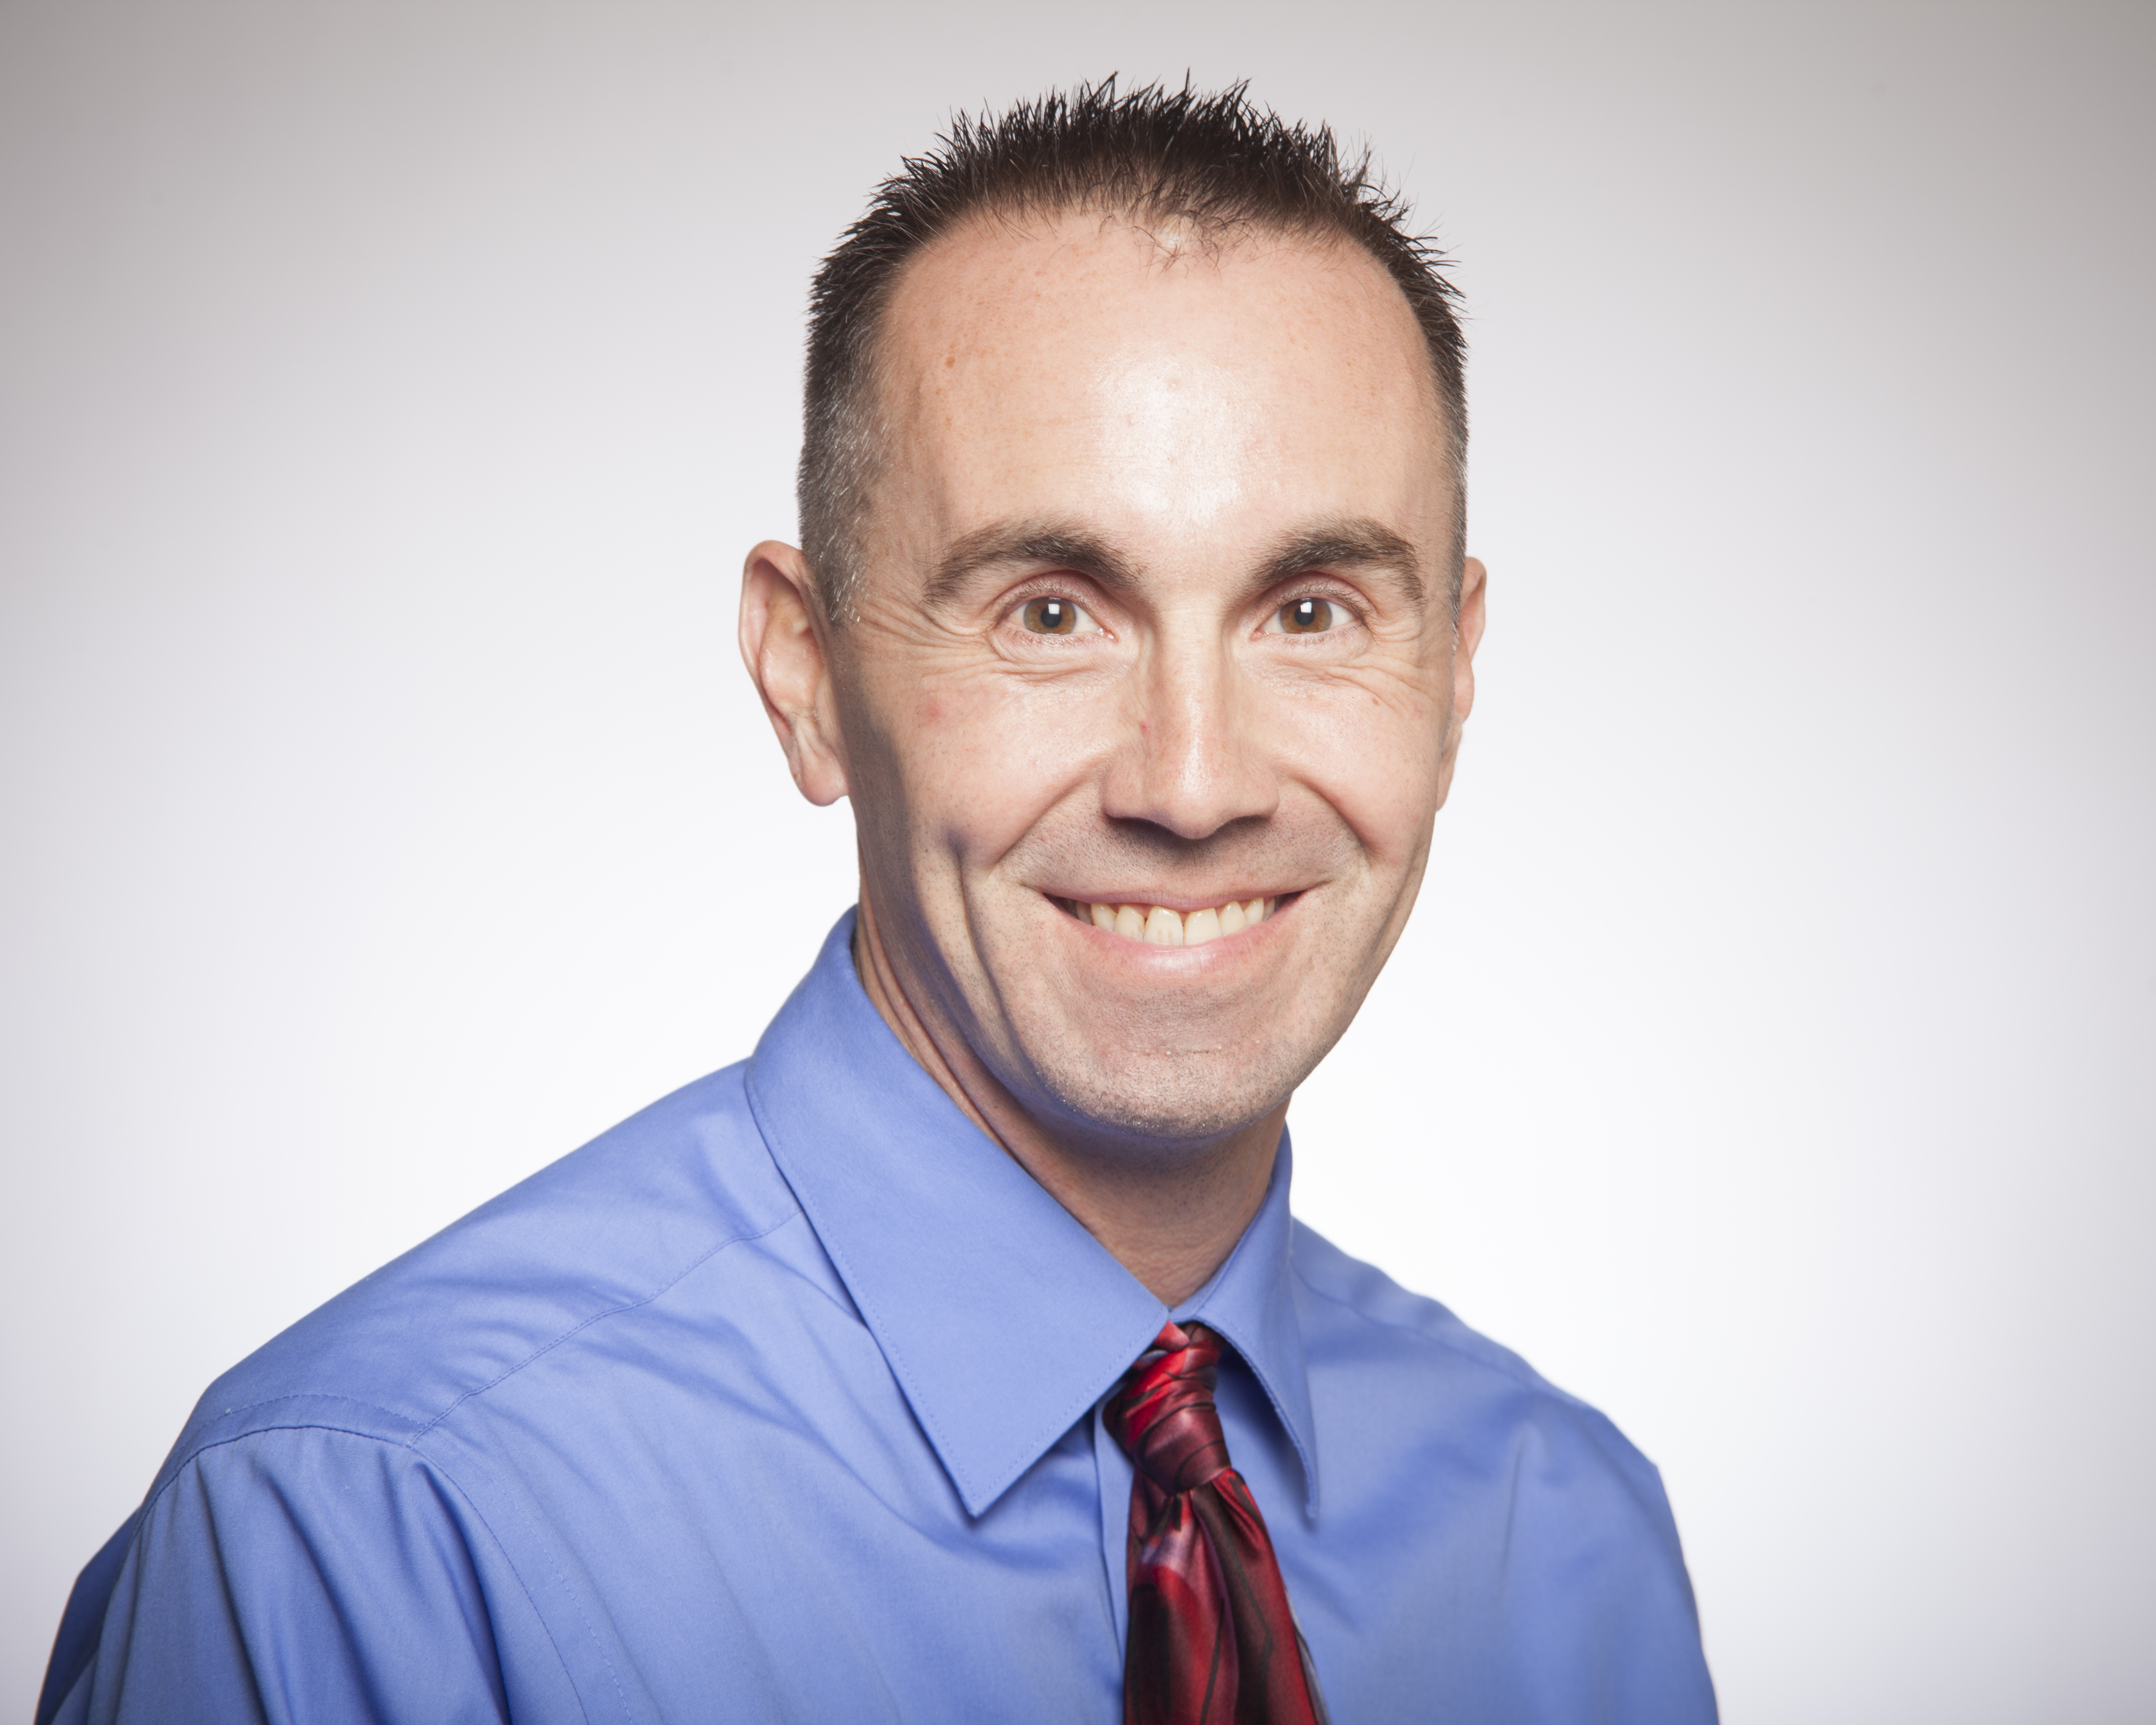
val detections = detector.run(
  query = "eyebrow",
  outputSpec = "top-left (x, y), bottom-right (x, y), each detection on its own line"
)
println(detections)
top-left (1250, 520), bottom-right (1425, 611)
top-left (924, 522), bottom-right (1137, 611)
top-left (922, 515), bottom-right (1425, 613)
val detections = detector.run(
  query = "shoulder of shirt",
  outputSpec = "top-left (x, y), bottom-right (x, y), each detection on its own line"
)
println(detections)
top-left (1288, 1217), bottom-right (1672, 1493)
top-left (1288, 1218), bottom-right (1554, 1391)
top-left (145, 1060), bottom-right (799, 1502)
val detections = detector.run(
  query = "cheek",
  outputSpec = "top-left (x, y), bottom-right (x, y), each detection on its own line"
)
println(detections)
top-left (898, 675), bottom-right (1112, 861)
top-left (1277, 684), bottom-right (1449, 862)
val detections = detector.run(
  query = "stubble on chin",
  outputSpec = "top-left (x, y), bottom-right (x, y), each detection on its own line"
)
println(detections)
top-left (965, 927), bottom-right (1345, 1150)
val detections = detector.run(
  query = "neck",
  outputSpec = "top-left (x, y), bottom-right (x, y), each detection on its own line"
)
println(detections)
top-left (850, 886), bottom-right (1286, 1307)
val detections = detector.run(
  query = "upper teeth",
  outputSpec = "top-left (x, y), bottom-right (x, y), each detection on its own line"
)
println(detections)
top-left (1062, 897), bottom-right (1275, 946)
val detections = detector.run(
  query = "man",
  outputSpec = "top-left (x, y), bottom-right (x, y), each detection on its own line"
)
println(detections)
top-left (40, 82), bottom-right (1716, 1723)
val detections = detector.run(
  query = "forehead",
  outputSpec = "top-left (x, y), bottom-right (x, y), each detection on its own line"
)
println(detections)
top-left (869, 211), bottom-right (1449, 551)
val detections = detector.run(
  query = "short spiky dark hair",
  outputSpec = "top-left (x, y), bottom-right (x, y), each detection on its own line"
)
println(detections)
top-left (797, 77), bottom-right (1467, 622)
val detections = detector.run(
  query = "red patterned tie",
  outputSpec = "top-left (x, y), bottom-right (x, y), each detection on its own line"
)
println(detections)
top-left (1103, 1321), bottom-right (1328, 1725)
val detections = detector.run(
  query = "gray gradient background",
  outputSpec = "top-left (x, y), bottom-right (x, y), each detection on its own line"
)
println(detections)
top-left (4, 2), bottom-right (2151, 1719)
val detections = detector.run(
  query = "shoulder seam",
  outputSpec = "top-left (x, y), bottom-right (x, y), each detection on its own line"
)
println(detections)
top-left (409, 1204), bottom-right (803, 1442)
top-left (189, 1203), bottom-right (804, 1458)
top-left (1290, 1256), bottom-right (1588, 1410)
top-left (1291, 1256), bottom-right (1669, 1484)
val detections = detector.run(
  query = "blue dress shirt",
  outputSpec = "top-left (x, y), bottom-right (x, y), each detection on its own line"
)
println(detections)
top-left (41, 911), bottom-right (1716, 1723)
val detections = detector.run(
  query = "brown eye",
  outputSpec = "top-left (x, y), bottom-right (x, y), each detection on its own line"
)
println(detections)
top-left (1022, 596), bottom-right (1080, 634)
top-left (1279, 597), bottom-right (1336, 634)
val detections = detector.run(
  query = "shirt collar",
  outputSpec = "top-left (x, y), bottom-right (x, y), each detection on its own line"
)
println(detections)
top-left (744, 910), bottom-right (1318, 1518)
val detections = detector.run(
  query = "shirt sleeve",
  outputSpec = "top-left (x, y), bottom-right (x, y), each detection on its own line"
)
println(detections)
top-left (48, 1425), bottom-right (575, 1725)
top-left (1504, 1416), bottom-right (1721, 1725)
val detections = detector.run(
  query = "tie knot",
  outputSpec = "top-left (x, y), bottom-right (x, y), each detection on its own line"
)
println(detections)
top-left (1104, 1321), bottom-right (1234, 1495)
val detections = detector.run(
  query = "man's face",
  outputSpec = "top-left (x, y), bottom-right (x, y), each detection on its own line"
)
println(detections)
top-left (826, 212), bottom-right (1481, 1152)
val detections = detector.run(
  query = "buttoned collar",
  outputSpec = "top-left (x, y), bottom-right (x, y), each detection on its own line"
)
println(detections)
top-left (744, 911), bottom-right (1319, 1518)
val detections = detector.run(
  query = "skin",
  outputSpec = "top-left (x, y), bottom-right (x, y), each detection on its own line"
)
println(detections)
top-left (740, 210), bottom-right (1486, 1304)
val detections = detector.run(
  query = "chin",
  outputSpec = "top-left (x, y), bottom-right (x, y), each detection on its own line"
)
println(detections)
top-left (1021, 1038), bottom-right (1309, 1150)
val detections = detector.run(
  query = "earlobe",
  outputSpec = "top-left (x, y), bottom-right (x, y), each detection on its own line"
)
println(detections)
top-left (738, 541), bottom-right (851, 806)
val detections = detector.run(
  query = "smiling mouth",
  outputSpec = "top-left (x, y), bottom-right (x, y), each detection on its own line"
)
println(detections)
top-left (1051, 895), bottom-right (1279, 947)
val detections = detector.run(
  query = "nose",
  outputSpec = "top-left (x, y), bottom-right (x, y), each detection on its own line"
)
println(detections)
top-left (1097, 627), bottom-right (1279, 840)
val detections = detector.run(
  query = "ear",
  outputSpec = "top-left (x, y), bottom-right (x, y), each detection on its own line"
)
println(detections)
top-left (1453, 555), bottom-right (1488, 724)
top-left (738, 541), bottom-right (850, 806)
top-left (1433, 556), bottom-right (1488, 806)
